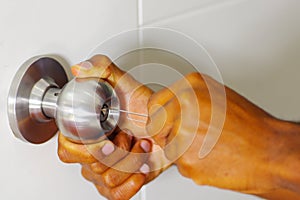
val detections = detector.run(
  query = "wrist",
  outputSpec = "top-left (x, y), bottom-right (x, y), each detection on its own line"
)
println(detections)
top-left (266, 118), bottom-right (300, 195)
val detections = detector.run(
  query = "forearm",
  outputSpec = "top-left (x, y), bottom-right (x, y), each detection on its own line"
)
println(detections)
top-left (147, 72), bottom-right (300, 199)
top-left (174, 115), bottom-right (300, 199)
top-left (220, 86), bottom-right (300, 197)
top-left (173, 85), bottom-right (300, 199)
top-left (264, 119), bottom-right (300, 199)
top-left (259, 188), bottom-right (300, 200)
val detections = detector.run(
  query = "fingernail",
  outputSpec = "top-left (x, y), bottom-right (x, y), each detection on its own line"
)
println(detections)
top-left (140, 164), bottom-right (150, 174)
top-left (102, 143), bottom-right (115, 156)
top-left (71, 66), bottom-right (80, 76)
top-left (140, 140), bottom-right (150, 152)
top-left (79, 61), bottom-right (93, 70)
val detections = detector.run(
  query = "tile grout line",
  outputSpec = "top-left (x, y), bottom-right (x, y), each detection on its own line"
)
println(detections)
top-left (137, 0), bottom-right (143, 27)
top-left (137, 1), bottom-right (147, 200)
top-left (137, 0), bottom-right (145, 90)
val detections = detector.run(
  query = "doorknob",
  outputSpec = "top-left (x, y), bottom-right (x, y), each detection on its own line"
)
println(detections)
top-left (7, 55), bottom-right (120, 144)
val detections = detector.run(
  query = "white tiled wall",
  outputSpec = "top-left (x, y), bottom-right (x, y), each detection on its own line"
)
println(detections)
top-left (142, 0), bottom-right (300, 120)
top-left (141, 0), bottom-right (300, 199)
top-left (0, 0), bottom-right (137, 200)
top-left (1, 0), bottom-right (299, 199)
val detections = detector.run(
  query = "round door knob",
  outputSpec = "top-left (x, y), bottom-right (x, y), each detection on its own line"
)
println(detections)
top-left (56, 77), bottom-right (120, 143)
top-left (7, 55), bottom-right (120, 144)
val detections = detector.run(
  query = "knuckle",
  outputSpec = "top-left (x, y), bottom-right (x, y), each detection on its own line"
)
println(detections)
top-left (148, 93), bottom-right (156, 103)
top-left (95, 185), bottom-right (107, 196)
top-left (81, 165), bottom-right (104, 185)
top-left (81, 166), bottom-right (90, 180)
top-left (81, 166), bottom-right (98, 184)
top-left (103, 172), bottom-right (119, 188)
top-left (148, 95), bottom-right (158, 108)
top-left (89, 54), bottom-right (112, 67)
top-left (183, 72), bottom-right (201, 87)
top-left (90, 162), bottom-right (107, 174)
top-left (94, 54), bottom-right (110, 62)
top-left (110, 189), bottom-right (126, 200)
top-left (185, 72), bottom-right (201, 80)
top-left (57, 147), bottom-right (70, 163)
top-left (184, 72), bottom-right (209, 89)
top-left (110, 175), bottom-right (145, 200)
top-left (178, 89), bottom-right (196, 105)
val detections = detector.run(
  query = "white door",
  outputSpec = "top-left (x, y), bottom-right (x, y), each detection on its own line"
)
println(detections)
top-left (1, 0), bottom-right (299, 199)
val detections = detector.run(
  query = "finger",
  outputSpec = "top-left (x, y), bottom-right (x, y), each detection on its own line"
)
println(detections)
top-left (148, 72), bottom-right (203, 113)
top-left (81, 164), bottom-right (105, 186)
top-left (113, 130), bottom-right (133, 151)
top-left (71, 55), bottom-right (116, 79)
top-left (108, 173), bottom-right (146, 200)
top-left (90, 131), bottom-right (133, 174)
top-left (94, 174), bottom-right (147, 200)
top-left (102, 139), bottom-right (151, 188)
top-left (146, 96), bottom-right (180, 146)
top-left (158, 89), bottom-right (202, 160)
top-left (94, 184), bottom-right (111, 200)
top-left (71, 55), bottom-right (130, 87)
top-left (83, 165), bottom-right (148, 200)
top-left (58, 133), bottom-right (115, 164)
top-left (73, 55), bottom-right (146, 95)
top-left (86, 55), bottom-right (126, 85)
top-left (162, 118), bottom-right (182, 161)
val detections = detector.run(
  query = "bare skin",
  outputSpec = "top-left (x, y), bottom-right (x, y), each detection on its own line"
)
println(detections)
top-left (147, 72), bottom-right (300, 199)
top-left (58, 55), bottom-right (300, 200)
top-left (58, 55), bottom-right (169, 200)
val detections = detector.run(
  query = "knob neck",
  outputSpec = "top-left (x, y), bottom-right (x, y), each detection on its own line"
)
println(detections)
top-left (29, 78), bottom-right (61, 122)
top-left (42, 87), bottom-right (61, 119)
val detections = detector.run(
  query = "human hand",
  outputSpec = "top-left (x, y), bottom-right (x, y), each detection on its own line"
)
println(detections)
top-left (58, 55), bottom-right (170, 200)
top-left (71, 55), bottom-right (152, 137)
top-left (147, 72), bottom-right (289, 197)
top-left (59, 130), bottom-right (153, 200)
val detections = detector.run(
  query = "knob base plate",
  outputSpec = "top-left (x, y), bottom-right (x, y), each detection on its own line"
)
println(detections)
top-left (7, 56), bottom-right (71, 144)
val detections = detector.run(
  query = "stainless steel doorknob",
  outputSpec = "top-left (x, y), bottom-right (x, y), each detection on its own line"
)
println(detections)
top-left (7, 55), bottom-right (120, 144)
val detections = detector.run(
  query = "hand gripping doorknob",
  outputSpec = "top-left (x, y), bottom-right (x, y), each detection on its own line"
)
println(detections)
top-left (7, 55), bottom-right (120, 144)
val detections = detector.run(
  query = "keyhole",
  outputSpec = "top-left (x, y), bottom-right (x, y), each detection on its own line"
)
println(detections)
top-left (100, 104), bottom-right (109, 122)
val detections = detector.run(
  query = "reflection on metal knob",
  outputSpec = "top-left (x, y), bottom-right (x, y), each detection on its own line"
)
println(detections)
top-left (56, 78), bottom-right (120, 143)
top-left (7, 55), bottom-right (120, 144)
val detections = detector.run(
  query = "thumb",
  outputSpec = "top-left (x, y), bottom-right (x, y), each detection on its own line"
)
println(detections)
top-left (70, 55), bottom-right (123, 86)
top-left (146, 97), bottom-right (180, 147)
top-left (71, 55), bottom-right (142, 90)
